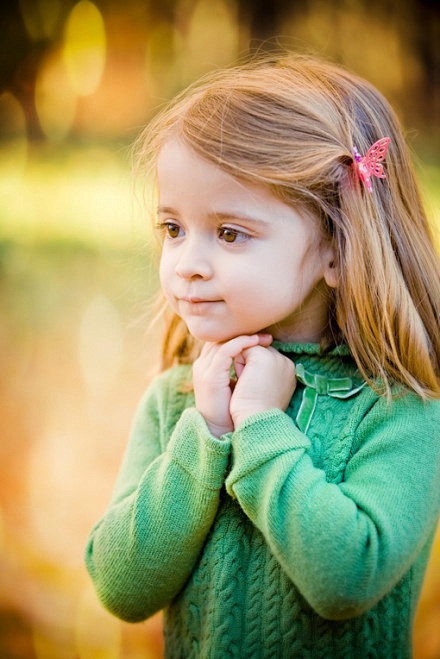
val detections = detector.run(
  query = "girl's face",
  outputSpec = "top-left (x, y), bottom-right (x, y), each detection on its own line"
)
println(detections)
top-left (157, 139), bottom-right (336, 344)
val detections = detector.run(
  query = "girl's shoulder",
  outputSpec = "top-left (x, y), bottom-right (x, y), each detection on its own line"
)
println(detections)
top-left (152, 363), bottom-right (194, 401)
top-left (352, 383), bottom-right (440, 448)
top-left (135, 363), bottom-right (195, 427)
top-left (372, 384), bottom-right (440, 419)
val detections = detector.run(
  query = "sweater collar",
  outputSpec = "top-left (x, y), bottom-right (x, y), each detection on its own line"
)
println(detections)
top-left (272, 340), bottom-right (367, 433)
top-left (271, 340), bottom-right (356, 379)
top-left (271, 340), bottom-right (351, 357)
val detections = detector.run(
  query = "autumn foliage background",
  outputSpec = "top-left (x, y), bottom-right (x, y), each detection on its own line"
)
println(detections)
top-left (1, 1), bottom-right (440, 657)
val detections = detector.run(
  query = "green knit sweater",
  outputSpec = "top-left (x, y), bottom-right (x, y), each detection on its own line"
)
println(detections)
top-left (85, 342), bottom-right (440, 658)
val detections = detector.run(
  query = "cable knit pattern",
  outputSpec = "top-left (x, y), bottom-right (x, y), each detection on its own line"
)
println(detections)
top-left (86, 343), bottom-right (440, 657)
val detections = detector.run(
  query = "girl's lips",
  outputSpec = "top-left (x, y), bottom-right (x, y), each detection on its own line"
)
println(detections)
top-left (178, 297), bottom-right (223, 315)
top-left (180, 296), bottom-right (220, 303)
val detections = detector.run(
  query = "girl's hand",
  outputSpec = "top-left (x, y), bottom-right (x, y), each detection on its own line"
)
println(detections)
top-left (193, 334), bottom-right (272, 438)
top-left (230, 345), bottom-right (297, 428)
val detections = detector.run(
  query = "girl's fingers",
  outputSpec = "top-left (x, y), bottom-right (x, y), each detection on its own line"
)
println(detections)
top-left (200, 334), bottom-right (272, 359)
top-left (211, 334), bottom-right (272, 366)
top-left (233, 334), bottom-right (273, 378)
top-left (257, 333), bottom-right (273, 347)
top-left (229, 344), bottom-right (297, 427)
top-left (193, 334), bottom-right (274, 437)
top-left (234, 357), bottom-right (245, 378)
top-left (216, 334), bottom-right (260, 358)
top-left (197, 334), bottom-right (273, 380)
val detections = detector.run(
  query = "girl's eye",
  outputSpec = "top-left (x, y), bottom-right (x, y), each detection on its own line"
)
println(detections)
top-left (166, 223), bottom-right (181, 238)
top-left (218, 227), bottom-right (247, 243)
top-left (157, 222), bottom-right (182, 239)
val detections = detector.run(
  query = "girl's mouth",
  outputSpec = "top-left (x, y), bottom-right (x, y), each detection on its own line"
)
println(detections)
top-left (179, 297), bottom-right (223, 314)
top-left (180, 296), bottom-right (220, 304)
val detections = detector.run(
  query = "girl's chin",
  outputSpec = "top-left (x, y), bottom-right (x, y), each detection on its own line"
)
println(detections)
top-left (186, 325), bottom-right (268, 344)
top-left (183, 322), bottom-right (244, 344)
top-left (188, 330), bottom-right (238, 343)
top-left (181, 314), bottom-right (271, 343)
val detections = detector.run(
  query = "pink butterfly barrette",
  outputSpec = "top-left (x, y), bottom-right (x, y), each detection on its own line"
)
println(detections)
top-left (352, 137), bottom-right (391, 193)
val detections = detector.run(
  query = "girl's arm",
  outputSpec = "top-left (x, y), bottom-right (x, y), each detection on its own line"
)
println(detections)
top-left (85, 367), bottom-right (231, 623)
top-left (225, 390), bottom-right (440, 620)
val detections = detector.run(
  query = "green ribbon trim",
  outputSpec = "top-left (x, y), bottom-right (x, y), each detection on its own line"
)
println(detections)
top-left (295, 363), bottom-right (367, 433)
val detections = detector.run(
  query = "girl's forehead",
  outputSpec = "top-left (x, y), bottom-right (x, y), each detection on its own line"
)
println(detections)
top-left (157, 140), bottom-right (302, 222)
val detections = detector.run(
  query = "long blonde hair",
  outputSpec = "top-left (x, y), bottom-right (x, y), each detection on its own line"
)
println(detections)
top-left (134, 54), bottom-right (440, 399)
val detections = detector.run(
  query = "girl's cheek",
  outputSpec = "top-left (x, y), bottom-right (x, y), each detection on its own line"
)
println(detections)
top-left (159, 258), bottom-right (178, 311)
top-left (159, 253), bottom-right (171, 289)
top-left (160, 275), bottom-right (171, 300)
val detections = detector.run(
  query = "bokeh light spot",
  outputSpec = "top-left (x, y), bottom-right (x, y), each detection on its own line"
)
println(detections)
top-left (181, 0), bottom-right (239, 80)
top-left (19, 0), bottom-right (63, 40)
top-left (35, 49), bottom-right (77, 141)
top-left (78, 294), bottom-right (123, 396)
top-left (63, 0), bottom-right (106, 96)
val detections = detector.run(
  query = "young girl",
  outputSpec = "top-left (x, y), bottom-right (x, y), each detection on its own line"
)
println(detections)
top-left (86, 54), bottom-right (440, 657)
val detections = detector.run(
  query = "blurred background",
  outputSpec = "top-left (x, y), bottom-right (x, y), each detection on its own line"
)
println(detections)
top-left (1, 0), bottom-right (439, 657)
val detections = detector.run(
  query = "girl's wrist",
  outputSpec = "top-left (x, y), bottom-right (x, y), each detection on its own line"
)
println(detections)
top-left (232, 406), bottom-right (277, 429)
top-left (199, 414), bottom-right (233, 438)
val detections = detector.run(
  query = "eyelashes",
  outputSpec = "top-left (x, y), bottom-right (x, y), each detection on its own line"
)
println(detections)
top-left (217, 226), bottom-right (249, 243)
top-left (156, 221), bottom-right (251, 244)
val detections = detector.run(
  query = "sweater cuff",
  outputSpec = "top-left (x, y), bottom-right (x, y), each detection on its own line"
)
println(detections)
top-left (226, 409), bottom-right (310, 496)
top-left (168, 407), bottom-right (232, 491)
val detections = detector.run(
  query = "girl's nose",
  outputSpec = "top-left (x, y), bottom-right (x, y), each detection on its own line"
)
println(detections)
top-left (175, 240), bottom-right (213, 280)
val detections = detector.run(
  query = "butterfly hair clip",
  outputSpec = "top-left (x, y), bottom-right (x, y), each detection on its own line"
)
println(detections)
top-left (352, 137), bottom-right (391, 193)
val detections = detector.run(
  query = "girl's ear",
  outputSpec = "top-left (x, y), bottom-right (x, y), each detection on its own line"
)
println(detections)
top-left (322, 245), bottom-right (339, 288)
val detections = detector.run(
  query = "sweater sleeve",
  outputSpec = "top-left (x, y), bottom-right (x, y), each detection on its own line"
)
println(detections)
top-left (85, 369), bottom-right (231, 623)
top-left (225, 391), bottom-right (440, 621)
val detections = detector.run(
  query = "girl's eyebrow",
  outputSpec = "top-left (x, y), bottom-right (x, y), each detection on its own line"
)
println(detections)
top-left (157, 206), bottom-right (270, 227)
top-left (211, 211), bottom-right (270, 227)
top-left (157, 205), bottom-right (179, 215)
